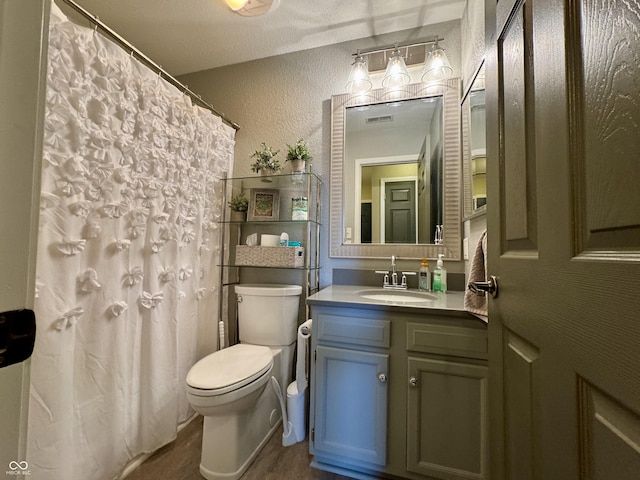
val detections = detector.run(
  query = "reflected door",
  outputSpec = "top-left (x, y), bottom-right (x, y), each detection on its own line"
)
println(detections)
top-left (486, 0), bottom-right (640, 479)
top-left (384, 180), bottom-right (416, 243)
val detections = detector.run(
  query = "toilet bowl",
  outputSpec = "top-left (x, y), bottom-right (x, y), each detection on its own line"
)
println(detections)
top-left (186, 344), bottom-right (274, 415)
top-left (185, 284), bottom-right (302, 480)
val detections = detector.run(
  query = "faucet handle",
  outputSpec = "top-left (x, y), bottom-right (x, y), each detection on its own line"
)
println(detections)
top-left (400, 271), bottom-right (416, 288)
top-left (375, 270), bottom-right (390, 286)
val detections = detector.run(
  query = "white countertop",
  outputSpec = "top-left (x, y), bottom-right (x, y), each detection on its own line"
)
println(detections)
top-left (307, 284), bottom-right (470, 315)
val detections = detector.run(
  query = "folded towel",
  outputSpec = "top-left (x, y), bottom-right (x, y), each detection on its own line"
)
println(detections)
top-left (464, 230), bottom-right (488, 322)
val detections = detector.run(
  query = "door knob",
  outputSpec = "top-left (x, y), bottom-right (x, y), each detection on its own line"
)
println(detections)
top-left (468, 275), bottom-right (499, 299)
top-left (378, 373), bottom-right (388, 383)
top-left (409, 377), bottom-right (418, 388)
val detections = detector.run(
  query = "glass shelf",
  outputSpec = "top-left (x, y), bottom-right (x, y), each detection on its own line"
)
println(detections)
top-left (223, 172), bottom-right (321, 189)
top-left (218, 264), bottom-right (320, 271)
top-left (220, 219), bottom-right (322, 226)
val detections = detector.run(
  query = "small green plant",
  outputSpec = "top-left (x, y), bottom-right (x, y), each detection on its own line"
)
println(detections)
top-left (250, 143), bottom-right (281, 173)
top-left (228, 191), bottom-right (248, 212)
top-left (286, 139), bottom-right (312, 164)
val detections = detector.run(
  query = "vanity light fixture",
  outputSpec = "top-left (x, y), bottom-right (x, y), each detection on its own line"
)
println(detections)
top-left (381, 48), bottom-right (411, 88)
top-left (347, 37), bottom-right (451, 93)
top-left (421, 39), bottom-right (453, 83)
top-left (345, 54), bottom-right (373, 94)
top-left (225, 0), bottom-right (280, 16)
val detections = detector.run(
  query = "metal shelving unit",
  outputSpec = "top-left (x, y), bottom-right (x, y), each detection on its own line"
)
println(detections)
top-left (219, 172), bottom-right (322, 333)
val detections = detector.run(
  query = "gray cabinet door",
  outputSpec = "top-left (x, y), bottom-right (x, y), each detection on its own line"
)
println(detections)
top-left (314, 345), bottom-right (389, 466)
top-left (407, 357), bottom-right (488, 480)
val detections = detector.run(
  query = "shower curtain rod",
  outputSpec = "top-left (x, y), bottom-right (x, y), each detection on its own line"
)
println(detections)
top-left (57, 0), bottom-right (240, 131)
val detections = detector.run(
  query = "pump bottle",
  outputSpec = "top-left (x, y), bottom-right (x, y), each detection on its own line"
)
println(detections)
top-left (418, 258), bottom-right (430, 292)
top-left (433, 254), bottom-right (447, 293)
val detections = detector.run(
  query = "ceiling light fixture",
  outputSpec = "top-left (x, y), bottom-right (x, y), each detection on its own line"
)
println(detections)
top-left (347, 37), bottom-right (451, 93)
top-left (226, 0), bottom-right (280, 16)
top-left (225, 0), bottom-right (249, 11)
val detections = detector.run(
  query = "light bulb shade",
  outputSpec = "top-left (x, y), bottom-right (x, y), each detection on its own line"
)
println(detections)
top-left (382, 51), bottom-right (410, 88)
top-left (421, 46), bottom-right (453, 83)
top-left (346, 56), bottom-right (372, 93)
top-left (225, 0), bottom-right (249, 11)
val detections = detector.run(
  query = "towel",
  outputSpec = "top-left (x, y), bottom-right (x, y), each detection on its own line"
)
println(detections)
top-left (464, 230), bottom-right (488, 322)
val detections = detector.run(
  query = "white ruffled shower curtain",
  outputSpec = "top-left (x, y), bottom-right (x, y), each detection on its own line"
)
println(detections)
top-left (27, 4), bottom-right (235, 479)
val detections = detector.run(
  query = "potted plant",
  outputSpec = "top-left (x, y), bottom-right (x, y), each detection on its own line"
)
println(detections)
top-left (250, 143), bottom-right (281, 176)
top-left (286, 139), bottom-right (312, 173)
top-left (228, 191), bottom-right (248, 221)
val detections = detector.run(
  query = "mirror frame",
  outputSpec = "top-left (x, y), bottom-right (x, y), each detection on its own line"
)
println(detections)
top-left (329, 78), bottom-right (462, 259)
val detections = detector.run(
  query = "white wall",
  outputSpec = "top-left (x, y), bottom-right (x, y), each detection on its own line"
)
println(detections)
top-left (179, 21), bottom-right (463, 285)
top-left (0, 0), bottom-right (49, 470)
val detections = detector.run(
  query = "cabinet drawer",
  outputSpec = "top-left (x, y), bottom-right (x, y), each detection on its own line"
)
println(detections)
top-left (407, 322), bottom-right (487, 359)
top-left (316, 313), bottom-right (390, 348)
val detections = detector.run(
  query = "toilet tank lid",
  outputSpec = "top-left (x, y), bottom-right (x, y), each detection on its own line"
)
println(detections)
top-left (186, 344), bottom-right (273, 390)
top-left (234, 284), bottom-right (302, 296)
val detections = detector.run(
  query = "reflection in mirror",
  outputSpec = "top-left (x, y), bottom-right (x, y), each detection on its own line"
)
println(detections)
top-left (462, 63), bottom-right (487, 218)
top-left (345, 96), bottom-right (443, 244)
top-left (330, 80), bottom-right (462, 260)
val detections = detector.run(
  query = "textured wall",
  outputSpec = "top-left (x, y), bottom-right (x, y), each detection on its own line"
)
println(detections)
top-left (179, 20), bottom-right (463, 284)
top-left (461, 0), bottom-right (485, 92)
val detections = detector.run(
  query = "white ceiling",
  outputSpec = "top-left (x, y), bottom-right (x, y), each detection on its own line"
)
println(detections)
top-left (66, 0), bottom-right (466, 76)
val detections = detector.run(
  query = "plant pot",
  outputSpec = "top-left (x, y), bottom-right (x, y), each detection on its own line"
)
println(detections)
top-left (259, 169), bottom-right (277, 177)
top-left (290, 159), bottom-right (306, 173)
top-left (229, 210), bottom-right (247, 222)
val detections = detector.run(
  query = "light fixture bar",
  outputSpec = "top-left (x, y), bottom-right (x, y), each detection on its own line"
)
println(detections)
top-left (351, 37), bottom-right (445, 58)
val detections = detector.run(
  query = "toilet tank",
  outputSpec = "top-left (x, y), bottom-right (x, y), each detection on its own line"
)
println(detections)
top-left (234, 284), bottom-right (302, 346)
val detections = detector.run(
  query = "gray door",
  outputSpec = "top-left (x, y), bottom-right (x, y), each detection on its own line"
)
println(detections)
top-left (0, 0), bottom-right (49, 472)
top-left (384, 180), bottom-right (416, 243)
top-left (486, 0), bottom-right (640, 479)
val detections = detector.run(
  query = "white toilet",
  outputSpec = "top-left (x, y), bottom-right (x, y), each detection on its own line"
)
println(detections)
top-left (186, 283), bottom-right (302, 480)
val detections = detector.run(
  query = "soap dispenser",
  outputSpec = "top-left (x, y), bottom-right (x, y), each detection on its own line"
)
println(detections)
top-left (418, 258), bottom-right (430, 292)
top-left (433, 254), bottom-right (447, 293)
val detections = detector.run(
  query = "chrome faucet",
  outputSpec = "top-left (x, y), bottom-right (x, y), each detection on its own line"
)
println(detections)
top-left (390, 255), bottom-right (398, 286)
top-left (375, 255), bottom-right (415, 289)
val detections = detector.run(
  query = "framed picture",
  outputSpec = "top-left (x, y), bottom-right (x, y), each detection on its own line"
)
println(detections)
top-left (248, 188), bottom-right (280, 221)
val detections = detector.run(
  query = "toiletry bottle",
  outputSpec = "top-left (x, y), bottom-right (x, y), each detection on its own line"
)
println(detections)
top-left (433, 254), bottom-right (447, 293)
top-left (418, 258), bottom-right (430, 292)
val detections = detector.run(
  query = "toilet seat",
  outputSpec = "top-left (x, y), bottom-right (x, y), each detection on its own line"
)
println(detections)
top-left (186, 344), bottom-right (273, 397)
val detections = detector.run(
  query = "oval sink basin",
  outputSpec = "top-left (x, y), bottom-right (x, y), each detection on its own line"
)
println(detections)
top-left (356, 289), bottom-right (438, 304)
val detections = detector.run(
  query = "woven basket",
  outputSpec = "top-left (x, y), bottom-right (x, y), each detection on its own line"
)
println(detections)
top-left (235, 246), bottom-right (305, 268)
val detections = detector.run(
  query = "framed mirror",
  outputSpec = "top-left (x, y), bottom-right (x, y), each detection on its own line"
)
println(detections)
top-left (462, 62), bottom-right (486, 218)
top-left (329, 79), bottom-right (462, 259)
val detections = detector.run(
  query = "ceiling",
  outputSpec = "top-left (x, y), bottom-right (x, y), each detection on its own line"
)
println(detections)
top-left (65, 0), bottom-right (466, 76)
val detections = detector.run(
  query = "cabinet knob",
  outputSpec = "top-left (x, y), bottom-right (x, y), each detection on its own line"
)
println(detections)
top-left (409, 377), bottom-right (418, 388)
top-left (378, 373), bottom-right (388, 383)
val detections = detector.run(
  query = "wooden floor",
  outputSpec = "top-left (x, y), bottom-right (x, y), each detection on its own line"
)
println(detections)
top-left (125, 415), bottom-right (354, 480)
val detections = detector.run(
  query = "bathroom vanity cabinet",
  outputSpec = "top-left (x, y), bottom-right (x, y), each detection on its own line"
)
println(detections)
top-left (219, 172), bottom-right (321, 323)
top-left (307, 291), bottom-right (488, 480)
